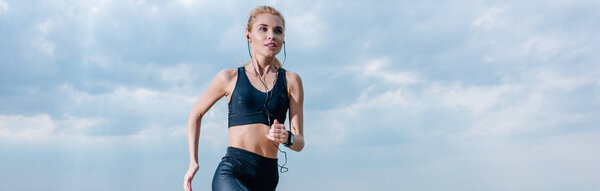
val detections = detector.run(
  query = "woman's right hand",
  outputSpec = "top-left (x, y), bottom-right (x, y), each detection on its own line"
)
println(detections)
top-left (183, 163), bottom-right (199, 191)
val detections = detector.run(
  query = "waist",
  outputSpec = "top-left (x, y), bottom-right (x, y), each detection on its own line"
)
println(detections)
top-left (228, 124), bottom-right (280, 159)
top-left (224, 146), bottom-right (278, 163)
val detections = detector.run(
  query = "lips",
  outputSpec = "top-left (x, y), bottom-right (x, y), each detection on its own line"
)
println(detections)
top-left (265, 42), bottom-right (277, 50)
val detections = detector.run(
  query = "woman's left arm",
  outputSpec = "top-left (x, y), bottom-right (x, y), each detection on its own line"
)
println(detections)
top-left (287, 71), bottom-right (305, 152)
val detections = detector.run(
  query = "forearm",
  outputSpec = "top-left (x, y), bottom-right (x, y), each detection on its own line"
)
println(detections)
top-left (289, 134), bottom-right (304, 152)
top-left (187, 113), bottom-right (202, 165)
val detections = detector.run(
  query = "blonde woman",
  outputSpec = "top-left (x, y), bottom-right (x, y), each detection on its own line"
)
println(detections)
top-left (183, 6), bottom-right (305, 191)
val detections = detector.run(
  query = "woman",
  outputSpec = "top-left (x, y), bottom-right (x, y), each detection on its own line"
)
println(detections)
top-left (183, 6), bottom-right (305, 191)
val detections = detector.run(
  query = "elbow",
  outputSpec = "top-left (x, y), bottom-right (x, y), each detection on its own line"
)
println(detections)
top-left (294, 145), bottom-right (304, 152)
top-left (292, 137), bottom-right (305, 152)
top-left (187, 112), bottom-right (204, 132)
top-left (293, 144), bottom-right (304, 152)
top-left (188, 111), bottom-right (204, 122)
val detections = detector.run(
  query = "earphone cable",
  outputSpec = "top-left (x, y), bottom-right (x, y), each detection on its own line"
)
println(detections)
top-left (248, 40), bottom-right (289, 173)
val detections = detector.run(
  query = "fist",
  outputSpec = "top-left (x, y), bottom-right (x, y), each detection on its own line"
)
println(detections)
top-left (265, 119), bottom-right (288, 144)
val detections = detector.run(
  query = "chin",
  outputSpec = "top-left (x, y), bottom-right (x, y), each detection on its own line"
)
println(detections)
top-left (260, 52), bottom-right (279, 57)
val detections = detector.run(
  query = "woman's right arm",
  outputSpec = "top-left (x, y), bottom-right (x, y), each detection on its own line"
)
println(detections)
top-left (184, 69), bottom-right (234, 191)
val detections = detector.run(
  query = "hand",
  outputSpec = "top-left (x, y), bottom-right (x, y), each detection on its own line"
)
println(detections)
top-left (183, 163), bottom-right (199, 191)
top-left (265, 119), bottom-right (288, 144)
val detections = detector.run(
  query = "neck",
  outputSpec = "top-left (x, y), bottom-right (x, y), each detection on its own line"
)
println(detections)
top-left (250, 54), bottom-right (277, 76)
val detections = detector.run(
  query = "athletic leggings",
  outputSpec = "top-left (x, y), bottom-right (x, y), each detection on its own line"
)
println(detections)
top-left (212, 147), bottom-right (279, 191)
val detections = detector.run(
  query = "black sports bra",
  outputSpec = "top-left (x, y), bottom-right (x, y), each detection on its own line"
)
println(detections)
top-left (228, 66), bottom-right (289, 127)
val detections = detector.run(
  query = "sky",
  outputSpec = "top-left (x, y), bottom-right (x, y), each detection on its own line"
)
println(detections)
top-left (1, 0), bottom-right (600, 190)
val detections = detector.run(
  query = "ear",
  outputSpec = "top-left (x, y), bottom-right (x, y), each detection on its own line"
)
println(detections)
top-left (245, 30), bottom-right (251, 42)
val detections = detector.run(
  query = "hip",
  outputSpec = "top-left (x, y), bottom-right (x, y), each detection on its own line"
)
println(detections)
top-left (212, 146), bottom-right (279, 191)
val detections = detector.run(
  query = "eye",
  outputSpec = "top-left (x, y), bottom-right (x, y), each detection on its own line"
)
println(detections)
top-left (275, 28), bottom-right (283, 34)
top-left (259, 27), bottom-right (268, 32)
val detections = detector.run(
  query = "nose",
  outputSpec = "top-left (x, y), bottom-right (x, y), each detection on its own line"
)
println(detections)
top-left (267, 30), bottom-right (274, 40)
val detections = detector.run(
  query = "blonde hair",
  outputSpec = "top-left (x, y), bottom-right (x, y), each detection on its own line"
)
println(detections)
top-left (246, 5), bottom-right (285, 68)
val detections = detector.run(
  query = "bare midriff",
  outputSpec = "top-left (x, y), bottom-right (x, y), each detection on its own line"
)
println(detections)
top-left (228, 124), bottom-right (280, 159)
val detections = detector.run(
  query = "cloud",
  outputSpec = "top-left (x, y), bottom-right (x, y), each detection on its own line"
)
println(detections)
top-left (145, 63), bottom-right (195, 85)
top-left (472, 6), bottom-right (506, 30)
top-left (0, 75), bottom-right (215, 138)
top-left (356, 58), bottom-right (421, 85)
top-left (0, 113), bottom-right (106, 141)
top-left (176, 0), bottom-right (198, 7)
top-left (2, 0), bottom-right (600, 190)
top-left (0, 0), bottom-right (7, 14)
top-left (427, 82), bottom-right (519, 113)
top-left (54, 83), bottom-right (194, 135)
top-left (309, 54), bottom-right (599, 148)
top-left (287, 9), bottom-right (328, 48)
top-left (308, 58), bottom-right (425, 148)
top-left (0, 114), bottom-right (55, 140)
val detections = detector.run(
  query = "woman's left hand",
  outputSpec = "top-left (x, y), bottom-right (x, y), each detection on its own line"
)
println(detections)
top-left (265, 119), bottom-right (288, 144)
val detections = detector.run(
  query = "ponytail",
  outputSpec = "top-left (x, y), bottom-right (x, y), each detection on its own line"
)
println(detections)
top-left (274, 57), bottom-right (282, 68)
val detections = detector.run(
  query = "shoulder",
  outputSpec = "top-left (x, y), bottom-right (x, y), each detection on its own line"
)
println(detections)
top-left (284, 69), bottom-right (303, 90)
top-left (214, 68), bottom-right (238, 82)
top-left (207, 68), bottom-right (238, 91)
top-left (283, 68), bottom-right (300, 80)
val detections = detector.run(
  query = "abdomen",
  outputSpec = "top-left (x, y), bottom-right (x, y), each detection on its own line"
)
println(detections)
top-left (228, 124), bottom-right (279, 159)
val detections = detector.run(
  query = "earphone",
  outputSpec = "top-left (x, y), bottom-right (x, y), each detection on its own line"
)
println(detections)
top-left (247, 35), bottom-right (289, 173)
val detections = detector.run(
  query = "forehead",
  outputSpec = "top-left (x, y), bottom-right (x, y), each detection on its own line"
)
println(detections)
top-left (253, 13), bottom-right (284, 28)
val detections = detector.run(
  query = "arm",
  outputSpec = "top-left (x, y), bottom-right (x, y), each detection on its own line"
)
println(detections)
top-left (184, 69), bottom-right (233, 191)
top-left (286, 71), bottom-right (305, 152)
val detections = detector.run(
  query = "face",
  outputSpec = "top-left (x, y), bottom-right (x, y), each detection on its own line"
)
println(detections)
top-left (246, 13), bottom-right (285, 58)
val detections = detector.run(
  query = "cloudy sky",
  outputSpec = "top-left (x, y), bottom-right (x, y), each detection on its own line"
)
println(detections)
top-left (1, 0), bottom-right (600, 190)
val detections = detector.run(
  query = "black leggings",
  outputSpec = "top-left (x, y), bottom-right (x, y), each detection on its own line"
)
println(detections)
top-left (212, 147), bottom-right (279, 191)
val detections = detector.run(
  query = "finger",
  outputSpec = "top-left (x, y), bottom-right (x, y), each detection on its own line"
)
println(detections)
top-left (271, 123), bottom-right (281, 130)
top-left (265, 134), bottom-right (275, 141)
top-left (279, 132), bottom-right (288, 142)
top-left (274, 119), bottom-right (279, 124)
top-left (271, 128), bottom-right (281, 134)
top-left (184, 179), bottom-right (188, 191)
top-left (268, 133), bottom-right (284, 143)
top-left (277, 124), bottom-right (286, 130)
top-left (272, 124), bottom-right (280, 130)
top-left (272, 128), bottom-right (285, 135)
top-left (274, 136), bottom-right (281, 143)
top-left (272, 132), bottom-right (281, 142)
top-left (186, 177), bottom-right (191, 191)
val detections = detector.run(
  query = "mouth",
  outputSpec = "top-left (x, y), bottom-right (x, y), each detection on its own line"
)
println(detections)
top-left (265, 42), bottom-right (277, 50)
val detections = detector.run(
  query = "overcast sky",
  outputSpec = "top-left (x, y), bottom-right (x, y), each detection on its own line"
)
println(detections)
top-left (1, 0), bottom-right (600, 190)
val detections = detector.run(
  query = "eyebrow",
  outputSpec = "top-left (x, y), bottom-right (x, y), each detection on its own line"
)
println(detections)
top-left (257, 24), bottom-right (284, 29)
